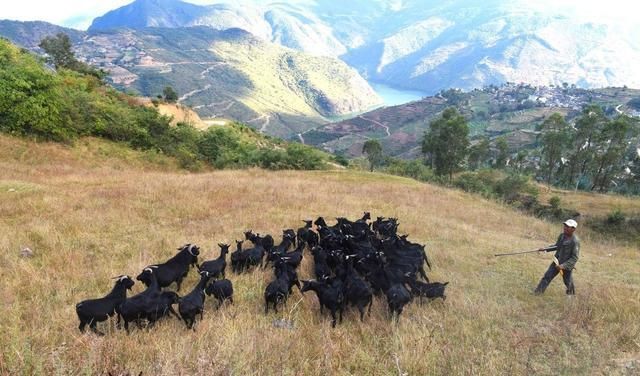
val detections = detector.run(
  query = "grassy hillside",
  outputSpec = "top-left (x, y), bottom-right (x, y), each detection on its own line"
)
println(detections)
top-left (1, 135), bottom-right (638, 375)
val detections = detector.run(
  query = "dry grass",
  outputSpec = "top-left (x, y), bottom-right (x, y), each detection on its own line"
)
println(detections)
top-left (538, 185), bottom-right (640, 219)
top-left (1, 135), bottom-right (639, 375)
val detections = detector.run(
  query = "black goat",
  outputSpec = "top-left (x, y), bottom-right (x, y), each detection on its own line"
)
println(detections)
top-left (244, 230), bottom-right (274, 251)
top-left (199, 243), bottom-right (229, 279)
top-left (386, 283), bottom-right (412, 321)
top-left (280, 241), bottom-right (305, 269)
top-left (264, 274), bottom-right (291, 314)
top-left (311, 246), bottom-right (331, 280)
top-left (205, 279), bottom-right (233, 308)
top-left (343, 257), bottom-right (373, 321)
top-left (297, 220), bottom-right (317, 249)
top-left (76, 275), bottom-right (135, 335)
top-left (139, 244), bottom-right (200, 291)
top-left (265, 230), bottom-right (296, 268)
top-left (264, 260), bottom-right (300, 314)
top-left (178, 271), bottom-right (212, 330)
top-left (118, 267), bottom-right (162, 332)
top-left (230, 240), bottom-right (246, 273)
top-left (145, 291), bottom-right (181, 325)
top-left (300, 280), bottom-right (344, 328)
top-left (405, 278), bottom-right (448, 302)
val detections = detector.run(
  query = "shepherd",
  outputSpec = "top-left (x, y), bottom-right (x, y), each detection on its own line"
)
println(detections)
top-left (533, 219), bottom-right (580, 296)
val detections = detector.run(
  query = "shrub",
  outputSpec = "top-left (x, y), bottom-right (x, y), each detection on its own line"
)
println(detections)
top-left (385, 159), bottom-right (435, 182)
top-left (454, 172), bottom-right (493, 197)
top-left (549, 196), bottom-right (561, 209)
top-left (607, 209), bottom-right (626, 225)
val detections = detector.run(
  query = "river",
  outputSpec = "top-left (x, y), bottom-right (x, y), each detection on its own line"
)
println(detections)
top-left (368, 82), bottom-right (429, 107)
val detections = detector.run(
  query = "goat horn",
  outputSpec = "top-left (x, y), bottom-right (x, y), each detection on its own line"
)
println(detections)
top-left (111, 275), bottom-right (125, 280)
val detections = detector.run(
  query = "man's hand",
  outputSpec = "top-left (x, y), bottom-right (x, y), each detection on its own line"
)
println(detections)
top-left (555, 264), bottom-right (565, 270)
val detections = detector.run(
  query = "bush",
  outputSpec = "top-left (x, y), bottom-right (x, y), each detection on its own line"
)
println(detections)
top-left (607, 209), bottom-right (626, 225)
top-left (549, 196), bottom-right (561, 209)
top-left (495, 173), bottom-right (539, 201)
top-left (333, 154), bottom-right (350, 167)
top-left (454, 172), bottom-right (493, 197)
top-left (385, 159), bottom-right (435, 182)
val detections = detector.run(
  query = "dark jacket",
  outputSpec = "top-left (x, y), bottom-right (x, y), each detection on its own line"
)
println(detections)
top-left (553, 233), bottom-right (580, 270)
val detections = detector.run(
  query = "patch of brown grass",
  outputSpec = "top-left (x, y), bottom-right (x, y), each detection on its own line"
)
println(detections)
top-left (0, 135), bottom-right (638, 375)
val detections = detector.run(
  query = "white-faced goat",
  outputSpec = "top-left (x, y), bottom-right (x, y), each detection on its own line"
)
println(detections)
top-left (178, 270), bottom-right (212, 330)
top-left (76, 275), bottom-right (135, 335)
top-left (205, 279), bottom-right (233, 308)
top-left (199, 243), bottom-right (229, 279)
top-left (139, 243), bottom-right (200, 291)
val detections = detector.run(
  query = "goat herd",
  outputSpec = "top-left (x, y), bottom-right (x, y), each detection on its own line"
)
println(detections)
top-left (75, 213), bottom-right (449, 335)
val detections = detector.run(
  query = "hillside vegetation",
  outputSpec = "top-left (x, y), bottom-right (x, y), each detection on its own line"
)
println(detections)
top-left (1, 135), bottom-right (638, 375)
top-left (310, 84), bottom-right (640, 158)
top-left (0, 38), bottom-right (335, 171)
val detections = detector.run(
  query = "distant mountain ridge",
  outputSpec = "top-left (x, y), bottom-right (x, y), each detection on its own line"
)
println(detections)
top-left (87, 0), bottom-right (640, 93)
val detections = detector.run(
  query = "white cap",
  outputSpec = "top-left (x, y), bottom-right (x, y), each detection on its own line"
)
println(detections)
top-left (563, 219), bottom-right (578, 228)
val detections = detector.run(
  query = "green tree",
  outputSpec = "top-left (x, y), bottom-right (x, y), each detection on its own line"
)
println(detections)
top-left (39, 33), bottom-right (105, 79)
top-left (39, 33), bottom-right (76, 70)
top-left (163, 86), bottom-right (178, 103)
top-left (494, 136), bottom-right (509, 169)
top-left (0, 39), bottom-right (68, 140)
top-left (563, 105), bottom-right (607, 189)
top-left (422, 107), bottom-right (470, 181)
top-left (539, 112), bottom-right (572, 185)
top-left (362, 139), bottom-right (383, 172)
top-left (590, 115), bottom-right (635, 192)
top-left (468, 136), bottom-right (490, 170)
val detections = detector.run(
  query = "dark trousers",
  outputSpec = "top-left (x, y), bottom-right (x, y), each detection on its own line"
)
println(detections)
top-left (535, 263), bottom-right (575, 295)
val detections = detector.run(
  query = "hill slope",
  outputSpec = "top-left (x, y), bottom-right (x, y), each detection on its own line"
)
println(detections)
top-left (0, 21), bottom-right (381, 138)
top-left (307, 83), bottom-right (640, 158)
top-left (1, 135), bottom-right (638, 375)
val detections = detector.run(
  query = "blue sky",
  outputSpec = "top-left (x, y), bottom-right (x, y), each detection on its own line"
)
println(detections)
top-left (0, 0), bottom-right (638, 30)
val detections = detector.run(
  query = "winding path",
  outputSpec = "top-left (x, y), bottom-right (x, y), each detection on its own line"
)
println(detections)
top-left (246, 114), bottom-right (272, 133)
top-left (360, 115), bottom-right (391, 137)
top-left (178, 84), bottom-right (212, 103)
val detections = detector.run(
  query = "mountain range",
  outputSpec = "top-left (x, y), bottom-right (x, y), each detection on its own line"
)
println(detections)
top-left (88, 0), bottom-right (640, 92)
top-left (1, 0), bottom-right (639, 144)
